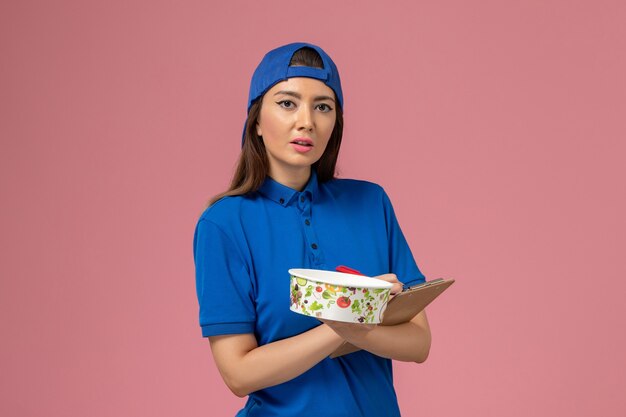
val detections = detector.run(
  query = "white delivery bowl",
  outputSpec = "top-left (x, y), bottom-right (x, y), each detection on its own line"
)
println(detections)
top-left (288, 268), bottom-right (393, 324)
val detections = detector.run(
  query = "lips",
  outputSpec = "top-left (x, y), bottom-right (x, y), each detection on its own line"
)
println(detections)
top-left (290, 138), bottom-right (314, 153)
top-left (290, 137), bottom-right (313, 147)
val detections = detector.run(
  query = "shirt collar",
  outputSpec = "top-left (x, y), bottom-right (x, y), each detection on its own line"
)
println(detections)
top-left (258, 170), bottom-right (320, 207)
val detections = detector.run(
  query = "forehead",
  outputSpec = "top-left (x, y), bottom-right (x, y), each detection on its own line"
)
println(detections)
top-left (265, 77), bottom-right (335, 98)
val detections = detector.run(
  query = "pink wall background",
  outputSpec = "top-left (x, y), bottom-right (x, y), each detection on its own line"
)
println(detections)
top-left (1, 1), bottom-right (625, 416)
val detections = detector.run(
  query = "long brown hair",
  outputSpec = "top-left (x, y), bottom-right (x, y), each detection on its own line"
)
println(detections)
top-left (208, 47), bottom-right (344, 207)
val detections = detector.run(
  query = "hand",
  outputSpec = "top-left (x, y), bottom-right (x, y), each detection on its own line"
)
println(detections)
top-left (372, 273), bottom-right (403, 296)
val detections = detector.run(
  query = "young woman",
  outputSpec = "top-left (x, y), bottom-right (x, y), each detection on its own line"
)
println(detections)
top-left (194, 42), bottom-right (431, 417)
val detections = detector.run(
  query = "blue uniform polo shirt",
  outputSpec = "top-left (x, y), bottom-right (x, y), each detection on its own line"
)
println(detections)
top-left (193, 171), bottom-right (425, 417)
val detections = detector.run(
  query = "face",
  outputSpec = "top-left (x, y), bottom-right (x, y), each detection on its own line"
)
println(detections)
top-left (256, 77), bottom-right (337, 184)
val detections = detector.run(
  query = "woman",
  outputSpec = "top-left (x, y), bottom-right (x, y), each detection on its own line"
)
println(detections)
top-left (194, 42), bottom-right (431, 416)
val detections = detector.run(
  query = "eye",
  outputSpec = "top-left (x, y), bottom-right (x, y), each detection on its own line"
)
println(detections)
top-left (277, 100), bottom-right (295, 109)
top-left (316, 103), bottom-right (333, 113)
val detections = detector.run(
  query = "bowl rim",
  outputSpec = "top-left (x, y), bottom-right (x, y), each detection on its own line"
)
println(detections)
top-left (288, 268), bottom-right (393, 289)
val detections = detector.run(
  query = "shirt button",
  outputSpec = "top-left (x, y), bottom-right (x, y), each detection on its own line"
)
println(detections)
top-left (311, 243), bottom-right (318, 250)
top-left (279, 198), bottom-right (285, 204)
top-left (300, 196), bottom-right (305, 203)
top-left (305, 219), bottom-right (310, 226)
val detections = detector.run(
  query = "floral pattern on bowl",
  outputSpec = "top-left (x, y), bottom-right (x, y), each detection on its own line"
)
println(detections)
top-left (289, 273), bottom-right (391, 324)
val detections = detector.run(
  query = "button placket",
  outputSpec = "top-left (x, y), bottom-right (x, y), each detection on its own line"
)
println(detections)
top-left (300, 197), bottom-right (323, 266)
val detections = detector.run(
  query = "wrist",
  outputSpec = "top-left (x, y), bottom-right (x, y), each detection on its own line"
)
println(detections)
top-left (319, 323), bottom-right (348, 347)
top-left (323, 320), bottom-right (376, 345)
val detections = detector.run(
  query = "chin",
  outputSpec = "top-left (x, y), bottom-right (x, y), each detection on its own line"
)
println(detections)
top-left (288, 154), bottom-right (323, 166)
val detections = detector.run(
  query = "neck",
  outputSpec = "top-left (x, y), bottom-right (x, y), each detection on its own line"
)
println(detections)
top-left (268, 166), bottom-right (312, 191)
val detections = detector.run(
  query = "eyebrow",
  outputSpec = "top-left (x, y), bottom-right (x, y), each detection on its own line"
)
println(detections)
top-left (273, 90), bottom-right (336, 103)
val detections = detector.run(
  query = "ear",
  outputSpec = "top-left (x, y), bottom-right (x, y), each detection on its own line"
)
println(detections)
top-left (256, 121), bottom-right (262, 137)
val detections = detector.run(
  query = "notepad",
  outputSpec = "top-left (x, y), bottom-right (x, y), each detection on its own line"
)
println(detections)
top-left (330, 278), bottom-right (455, 358)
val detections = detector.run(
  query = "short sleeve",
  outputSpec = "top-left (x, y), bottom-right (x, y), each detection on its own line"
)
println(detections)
top-left (193, 218), bottom-right (256, 337)
top-left (382, 190), bottom-right (426, 288)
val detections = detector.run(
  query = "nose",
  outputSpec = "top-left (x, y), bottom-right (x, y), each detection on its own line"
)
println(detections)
top-left (296, 106), bottom-right (314, 132)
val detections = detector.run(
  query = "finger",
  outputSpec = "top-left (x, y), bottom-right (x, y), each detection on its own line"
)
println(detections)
top-left (375, 273), bottom-right (399, 283)
top-left (374, 274), bottom-right (403, 295)
top-left (390, 282), bottom-right (403, 295)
